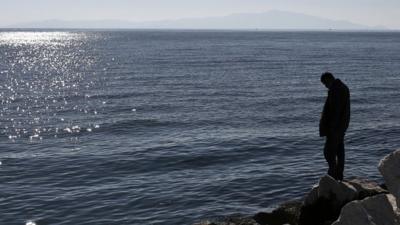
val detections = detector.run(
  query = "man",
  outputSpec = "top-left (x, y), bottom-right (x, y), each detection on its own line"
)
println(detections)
top-left (319, 72), bottom-right (350, 181)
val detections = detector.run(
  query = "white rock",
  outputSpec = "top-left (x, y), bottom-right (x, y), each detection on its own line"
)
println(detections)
top-left (379, 150), bottom-right (400, 208)
top-left (332, 194), bottom-right (400, 225)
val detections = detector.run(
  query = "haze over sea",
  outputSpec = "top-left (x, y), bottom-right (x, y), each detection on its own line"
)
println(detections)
top-left (0, 30), bottom-right (399, 225)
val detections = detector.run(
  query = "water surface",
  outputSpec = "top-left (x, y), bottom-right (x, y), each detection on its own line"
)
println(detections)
top-left (1, 30), bottom-right (400, 225)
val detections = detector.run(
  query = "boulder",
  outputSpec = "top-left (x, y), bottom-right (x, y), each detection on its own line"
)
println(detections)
top-left (387, 194), bottom-right (400, 215)
top-left (303, 185), bottom-right (319, 206)
top-left (379, 150), bottom-right (400, 207)
top-left (298, 175), bottom-right (383, 225)
top-left (253, 200), bottom-right (302, 225)
top-left (332, 194), bottom-right (400, 225)
top-left (318, 175), bottom-right (358, 205)
top-left (302, 176), bottom-right (388, 206)
top-left (347, 178), bottom-right (389, 199)
top-left (299, 193), bottom-right (341, 225)
top-left (299, 175), bottom-right (353, 225)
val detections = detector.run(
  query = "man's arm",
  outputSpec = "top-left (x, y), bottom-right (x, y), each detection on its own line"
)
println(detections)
top-left (319, 99), bottom-right (328, 137)
top-left (328, 88), bottom-right (344, 134)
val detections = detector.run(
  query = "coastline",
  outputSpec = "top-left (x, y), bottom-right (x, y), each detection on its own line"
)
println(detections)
top-left (194, 150), bottom-right (400, 225)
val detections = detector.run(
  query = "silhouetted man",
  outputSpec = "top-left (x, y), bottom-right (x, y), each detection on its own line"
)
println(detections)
top-left (319, 72), bottom-right (350, 181)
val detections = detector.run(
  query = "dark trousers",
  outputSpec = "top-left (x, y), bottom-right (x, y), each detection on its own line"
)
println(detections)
top-left (324, 133), bottom-right (345, 181)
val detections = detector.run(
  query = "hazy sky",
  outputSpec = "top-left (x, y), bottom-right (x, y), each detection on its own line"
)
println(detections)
top-left (1, 0), bottom-right (400, 29)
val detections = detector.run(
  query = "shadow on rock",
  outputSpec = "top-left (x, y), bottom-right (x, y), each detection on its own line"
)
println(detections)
top-left (253, 200), bottom-right (302, 225)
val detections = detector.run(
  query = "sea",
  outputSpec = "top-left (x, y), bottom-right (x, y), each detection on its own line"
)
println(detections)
top-left (0, 30), bottom-right (399, 225)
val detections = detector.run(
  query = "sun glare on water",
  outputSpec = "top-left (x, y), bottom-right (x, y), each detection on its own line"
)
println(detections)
top-left (0, 30), bottom-right (103, 141)
top-left (0, 31), bottom-right (84, 46)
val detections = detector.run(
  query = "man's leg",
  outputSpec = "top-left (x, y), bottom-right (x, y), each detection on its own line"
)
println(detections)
top-left (336, 134), bottom-right (345, 181)
top-left (324, 136), bottom-right (337, 179)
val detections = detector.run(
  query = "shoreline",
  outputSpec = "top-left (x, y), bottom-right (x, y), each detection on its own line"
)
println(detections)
top-left (194, 150), bottom-right (400, 225)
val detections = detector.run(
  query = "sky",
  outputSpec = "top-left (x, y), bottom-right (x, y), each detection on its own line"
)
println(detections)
top-left (1, 0), bottom-right (400, 29)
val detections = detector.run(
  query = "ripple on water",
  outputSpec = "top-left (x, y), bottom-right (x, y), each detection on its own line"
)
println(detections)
top-left (0, 31), bottom-right (106, 142)
top-left (1, 31), bottom-right (400, 225)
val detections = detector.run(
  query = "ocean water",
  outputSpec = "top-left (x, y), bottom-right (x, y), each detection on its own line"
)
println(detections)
top-left (0, 30), bottom-right (399, 225)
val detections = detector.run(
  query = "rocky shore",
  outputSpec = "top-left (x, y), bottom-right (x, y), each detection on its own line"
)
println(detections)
top-left (194, 150), bottom-right (400, 225)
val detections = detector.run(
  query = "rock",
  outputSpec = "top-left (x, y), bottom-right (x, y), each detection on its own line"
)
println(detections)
top-left (303, 185), bottom-right (319, 206)
top-left (379, 150), bottom-right (400, 207)
top-left (299, 175), bottom-right (361, 225)
top-left (302, 175), bottom-right (359, 207)
top-left (347, 178), bottom-right (389, 199)
top-left (298, 172), bottom-right (394, 225)
top-left (301, 176), bottom-right (386, 206)
top-left (332, 194), bottom-right (400, 225)
top-left (318, 175), bottom-right (358, 206)
top-left (387, 194), bottom-right (400, 215)
top-left (299, 194), bottom-right (339, 225)
top-left (253, 200), bottom-right (302, 225)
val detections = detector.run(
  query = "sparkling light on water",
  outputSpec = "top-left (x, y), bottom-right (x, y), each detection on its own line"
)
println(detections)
top-left (0, 31), bottom-right (104, 141)
top-left (1, 31), bottom-right (400, 225)
top-left (0, 32), bottom-right (83, 46)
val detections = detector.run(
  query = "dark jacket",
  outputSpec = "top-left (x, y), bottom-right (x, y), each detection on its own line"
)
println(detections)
top-left (320, 79), bottom-right (350, 136)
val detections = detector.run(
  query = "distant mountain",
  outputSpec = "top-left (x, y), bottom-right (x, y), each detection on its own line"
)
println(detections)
top-left (8, 10), bottom-right (387, 30)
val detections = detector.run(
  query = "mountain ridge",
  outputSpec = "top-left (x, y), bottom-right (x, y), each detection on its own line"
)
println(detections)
top-left (6, 10), bottom-right (388, 30)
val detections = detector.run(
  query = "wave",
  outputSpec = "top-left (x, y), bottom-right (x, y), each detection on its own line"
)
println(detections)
top-left (98, 119), bottom-right (186, 135)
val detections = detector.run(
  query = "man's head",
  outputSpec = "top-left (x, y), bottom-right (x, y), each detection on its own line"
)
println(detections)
top-left (321, 72), bottom-right (335, 89)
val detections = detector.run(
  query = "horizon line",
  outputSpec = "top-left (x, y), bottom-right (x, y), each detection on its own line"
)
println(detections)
top-left (0, 28), bottom-right (398, 32)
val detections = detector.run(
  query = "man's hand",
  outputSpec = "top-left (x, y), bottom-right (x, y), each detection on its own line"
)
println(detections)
top-left (319, 129), bottom-right (326, 137)
top-left (320, 119), bottom-right (327, 137)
